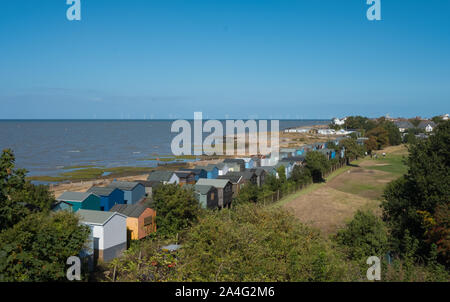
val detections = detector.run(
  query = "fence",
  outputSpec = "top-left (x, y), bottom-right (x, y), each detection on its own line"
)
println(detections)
top-left (257, 161), bottom-right (346, 206)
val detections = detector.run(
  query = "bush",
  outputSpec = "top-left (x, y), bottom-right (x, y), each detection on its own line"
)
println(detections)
top-left (152, 184), bottom-right (201, 236)
top-left (335, 210), bottom-right (389, 264)
top-left (173, 204), bottom-right (358, 281)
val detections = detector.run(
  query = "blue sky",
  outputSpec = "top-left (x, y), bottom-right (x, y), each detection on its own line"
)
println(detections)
top-left (0, 0), bottom-right (449, 119)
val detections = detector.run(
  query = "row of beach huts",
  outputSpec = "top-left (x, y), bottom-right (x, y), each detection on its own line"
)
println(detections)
top-left (53, 135), bottom-right (360, 265)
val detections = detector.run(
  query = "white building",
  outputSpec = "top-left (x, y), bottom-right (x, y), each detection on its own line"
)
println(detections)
top-left (77, 210), bottom-right (127, 262)
top-left (332, 117), bottom-right (346, 126)
top-left (442, 114), bottom-right (449, 121)
top-left (318, 129), bottom-right (336, 135)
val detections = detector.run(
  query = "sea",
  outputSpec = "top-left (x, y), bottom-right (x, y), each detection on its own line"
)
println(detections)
top-left (0, 119), bottom-right (328, 182)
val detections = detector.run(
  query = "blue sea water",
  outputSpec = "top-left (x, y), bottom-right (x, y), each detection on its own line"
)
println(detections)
top-left (0, 119), bottom-right (327, 179)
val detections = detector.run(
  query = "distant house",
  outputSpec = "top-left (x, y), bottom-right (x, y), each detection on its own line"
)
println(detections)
top-left (261, 166), bottom-right (277, 177)
top-left (193, 185), bottom-right (219, 209)
top-left (239, 157), bottom-right (255, 169)
top-left (87, 186), bottom-right (125, 211)
top-left (216, 163), bottom-right (229, 176)
top-left (195, 178), bottom-right (233, 208)
top-left (275, 160), bottom-right (296, 179)
top-left (251, 157), bottom-right (261, 168)
top-left (318, 148), bottom-right (337, 160)
top-left (147, 171), bottom-right (179, 184)
top-left (249, 168), bottom-right (267, 187)
top-left (394, 121), bottom-right (414, 133)
top-left (442, 114), bottom-right (449, 121)
top-left (136, 180), bottom-right (162, 198)
top-left (418, 121), bottom-right (436, 133)
top-left (110, 204), bottom-right (156, 240)
top-left (180, 168), bottom-right (207, 181)
top-left (196, 164), bottom-right (219, 179)
top-left (218, 173), bottom-right (244, 197)
top-left (318, 129), bottom-right (336, 135)
top-left (77, 209), bottom-right (127, 263)
top-left (108, 181), bottom-right (146, 205)
top-left (225, 171), bottom-right (257, 186)
top-left (223, 159), bottom-right (245, 171)
top-left (174, 171), bottom-right (196, 185)
top-left (51, 200), bottom-right (73, 212)
top-left (280, 148), bottom-right (297, 159)
top-left (56, 192), bottom-right (101, 212)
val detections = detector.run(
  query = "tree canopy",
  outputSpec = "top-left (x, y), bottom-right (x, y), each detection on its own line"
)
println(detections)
top-left (152, 184), bottom-right (201, 236)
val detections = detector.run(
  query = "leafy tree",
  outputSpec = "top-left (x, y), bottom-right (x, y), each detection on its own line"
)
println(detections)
top-left (366, 126), bottom-right (390, 149)
top-left (152, 184), bottom-right (200, 236)
top-left (0, 149), bottom-right (56, 230)
top-left (382, 121), bottom-right (450, 264)
top-left (380, 120), bottom-right (402, 146)
top-left (0, 211), bottom-right (90, 281)
top-left (364, 136), bottom-right (378, 155)
top-left (344, 116), bottom-right (376, 132)
top-left (409, 118), bottom-right (421, 128)
top-left (335, 210), bottom-right (389, 263)
top-left (263, 174), bottom-right (282, 192)
top-left (276, 165), bottom-right (286, 183)
top-left (431, 116), bottom-right (444, 125)
top-left (234, 183), bottom-right (259, 204)
top-left (340, 138), bottom-right (364, 165)
top-left (305, 151), bottom-right (330, 182)
top-left (290, 165), bottom-right (312, 186)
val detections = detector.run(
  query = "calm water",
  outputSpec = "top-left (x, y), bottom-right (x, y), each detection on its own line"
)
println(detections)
top-left (0, 120), bottom-right (327, 178)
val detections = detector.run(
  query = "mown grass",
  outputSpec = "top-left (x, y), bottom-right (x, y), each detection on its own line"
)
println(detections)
top-left (364, 154), bottom-right (408, 176)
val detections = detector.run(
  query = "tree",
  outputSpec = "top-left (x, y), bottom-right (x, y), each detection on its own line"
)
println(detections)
top-left (380, 120), bottom-right (402, 146)
top-left (340, 138), bottom-right (364, 165)
top-left (152, 184), bottom-right (200, 236)
top-left (290, 165), bottom-right (312, 186)
top-left (382, 121), bottom-right (450, 264)
top-left (335, 210), bottom-right (389, 263)
top-left (366, 126), bottom-right (390, 149)
top-left (0, 149), bottom-right (56, 230)
top-left (276, 165), bottom-right (286, 183)
top-left (305, 151), bottom-right (330, 182)
top-left (364, 136), bottom-right (378, 155)
top-left (0, 211), bottom-right (90, 281)
top-left (235, 183), bottom-right (259, 205)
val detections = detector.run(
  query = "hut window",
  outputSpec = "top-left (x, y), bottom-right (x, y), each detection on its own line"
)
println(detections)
top-left (144, 216), bottom-right (153, 226)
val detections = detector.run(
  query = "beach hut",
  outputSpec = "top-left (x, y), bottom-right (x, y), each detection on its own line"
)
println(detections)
top-left (77, 209), bottom-right (127, 262)
top-left (217, 173), bottom-right (244, 198)
top-left (110, 204), bottom-right (157, 240)
top-left (196, 164), bottom-right (219, 179)
top-left (108, 181), bottom-right (146, 205)
top-left (193, 185), bottom-right (219, 209)
top-left (174, 171), bottom-right (196, 185)
top-left (87, 186), bottom-right (125, 211)
top-left (195, 178), bottom-right (233, 208)
top-left (180, 168), bottom-right (207, 181)
top-left (51, 200), bottom-right (74, 212)
top-left (223, 159), bottom-right (245, 171)
top-left (147, 171), bottom-right (179, 184)
top-left (56, 192), bottom-right (101, 212)
top-left (136, 180), bottom-right (162, 198)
